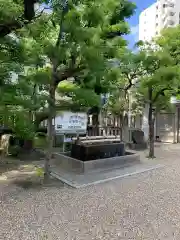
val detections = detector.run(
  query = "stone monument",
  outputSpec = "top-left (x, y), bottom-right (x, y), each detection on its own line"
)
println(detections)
top-left (128, 129), bottom-right (147, 150)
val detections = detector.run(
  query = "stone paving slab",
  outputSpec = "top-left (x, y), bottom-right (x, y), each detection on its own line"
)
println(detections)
top-left (50, 161), bottom-right (163, 188)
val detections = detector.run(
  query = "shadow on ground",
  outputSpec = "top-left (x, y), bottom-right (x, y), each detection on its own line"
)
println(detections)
top-left (0, 157), bottom-right (65, 190)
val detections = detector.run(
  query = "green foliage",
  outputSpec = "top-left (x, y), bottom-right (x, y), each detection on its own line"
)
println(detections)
top-left (0, 0), bottom-right (23, 23)
top-left (131, 42), bottom-right (179, 109)
top-left (58, 80), bottom-right (100, 108)
top-left (26, 0), bottom-right (135, 120)
top-left (27, 0), bottom-right (135, 83)
top-left (157, 26), bottom-right (180, 65)
top-left (35, 167), bottom-right (44, 178)
top-left (110, 36), bottom-right (180, 117)
top-left (107, 97), bottom-right (128, 117)
top-left (0, 0), bottom-right (136, 139)
top-left (156, 26), bottom-right (180, 98)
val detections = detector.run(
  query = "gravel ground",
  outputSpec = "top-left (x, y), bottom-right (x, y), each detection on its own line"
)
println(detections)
top-left (1, 143), bottom-right (180, 239)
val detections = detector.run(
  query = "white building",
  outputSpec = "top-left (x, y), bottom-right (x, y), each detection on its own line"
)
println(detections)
top-left (139, 0), bottom-right (180, 42)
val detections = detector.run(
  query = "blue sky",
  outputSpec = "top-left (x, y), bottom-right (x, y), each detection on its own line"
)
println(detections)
top-left (126, 0), bottom-right (155, 48)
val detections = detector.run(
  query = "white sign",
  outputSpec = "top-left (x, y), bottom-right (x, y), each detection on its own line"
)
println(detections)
top-left (55, 111), bottom-right (87, 134)
top-left (170, 96), bottom-right (180, 104)
top-left (64, 137), bottom-right (72, 143)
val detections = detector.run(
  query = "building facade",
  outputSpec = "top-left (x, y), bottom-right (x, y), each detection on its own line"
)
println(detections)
top-left (139, 0), bottom-right (180, 42)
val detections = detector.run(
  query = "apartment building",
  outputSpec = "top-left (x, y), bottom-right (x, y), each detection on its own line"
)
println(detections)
top-left (139, 0), bottom-right (180, 42)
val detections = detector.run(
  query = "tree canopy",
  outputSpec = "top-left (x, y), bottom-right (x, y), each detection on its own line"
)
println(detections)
top-left (0, 0), bottom-right (136, 137)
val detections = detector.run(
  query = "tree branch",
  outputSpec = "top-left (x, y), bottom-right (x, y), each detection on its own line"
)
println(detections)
top-left (54, 65), bottom-right (85, 86)
top-left (0, 19), bottom-right (26, 38)
top-left (34, 110), bottom-right (49, 128)
top-left (0, 4), bottom-right (45, 38)
top-left (124, 78), bottom-right (134, 91)
top-left (56, 2), bottom-right (69, 47)
top-left (152, 87), bottom-right (172, 103)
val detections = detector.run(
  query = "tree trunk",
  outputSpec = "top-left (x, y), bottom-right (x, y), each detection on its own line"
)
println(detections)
top-left (22, 139), bottom-right (33, 151)
top-left (44, 81), bottom-right (56, 182)
top-left (149, 118), bottom-right (155, 158)
top-left (148, 87), bottom-right (155, 158)
top-left (43, 1), bottom-right (68, 180)
top-left (119, 115), bottom-right (124, 141)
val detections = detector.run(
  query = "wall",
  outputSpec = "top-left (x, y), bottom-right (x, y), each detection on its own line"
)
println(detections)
top-left (155, 112), bottom-right (175, 142)
top-left (139, 3), bottom-right (157, 41)
top-left (141, 104), bottom-right (150, 141)
top-left (141, 103), bottom-right (175, 143)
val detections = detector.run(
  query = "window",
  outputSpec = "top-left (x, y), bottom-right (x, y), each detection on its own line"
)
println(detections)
top-left (169, 12), bottom-right (175, 16)
top-left (163, 4), bottom-right (166, 8)
top-left (169, 3), bottom-right (174, 7)
top-left (169, 20), bottom-right (175, 25)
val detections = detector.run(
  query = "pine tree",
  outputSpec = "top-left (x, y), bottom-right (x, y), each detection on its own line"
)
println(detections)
top-left (0, 0), bottom-right (136, 178)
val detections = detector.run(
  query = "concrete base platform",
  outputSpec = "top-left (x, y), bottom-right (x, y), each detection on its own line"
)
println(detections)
top-left (50, 161), bottom-right (163, 188)
top-left (127, 142), bottom-right (148, 150)
top-left (51, 151), bottom-right (140, 174)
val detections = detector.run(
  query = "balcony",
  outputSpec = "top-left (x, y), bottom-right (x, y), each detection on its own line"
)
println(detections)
top-left (169, 11), bottom-right (175, 16)
top-left (163, 18), bottom-right (175, 28)
top-left (168, 3), bottom-right (175, 8)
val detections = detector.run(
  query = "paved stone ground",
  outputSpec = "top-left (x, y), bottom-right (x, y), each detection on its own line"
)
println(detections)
top-left (1, 143), bottom-right (180, 239)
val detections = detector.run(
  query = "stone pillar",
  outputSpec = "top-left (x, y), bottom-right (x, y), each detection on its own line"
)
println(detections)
top-left (142, 104), bottom-right (149, 141)
top-left (135, 115), bottom-right (141, 129)
top-left (173, 109), bottom-right (176, 143)
top-left (128, 90), bottom-right (132, 142)
top-left (173, 107), bottom-right (178, 143)
top-left (176, 108), bottom-right (180, 143)
top-left (98, 110), bottom-right (103, 135)
top-left (154, 112), bottom-right (157, 138)
top-left (89, 115), bottom-right (92, 125)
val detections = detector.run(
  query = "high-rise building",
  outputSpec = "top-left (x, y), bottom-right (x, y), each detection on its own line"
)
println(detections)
top-left (139, 0), bottom-right (180, 42)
